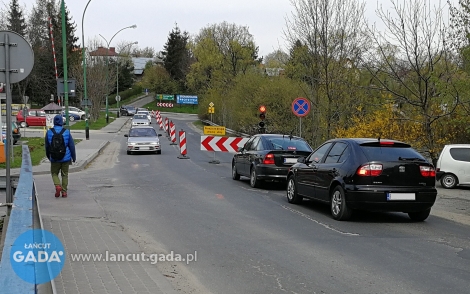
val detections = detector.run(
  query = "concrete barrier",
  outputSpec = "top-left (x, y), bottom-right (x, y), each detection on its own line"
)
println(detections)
top-left (0, 145), bottom-right (55, 293)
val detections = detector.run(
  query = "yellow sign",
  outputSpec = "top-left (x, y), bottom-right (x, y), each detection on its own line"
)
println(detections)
top-left (208, 107), bottom-right (215, 114)
top-left (204, 126), bottom-right (226, 136)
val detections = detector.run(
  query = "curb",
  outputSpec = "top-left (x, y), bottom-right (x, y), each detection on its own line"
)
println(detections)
top-left (69, 140), bottom-right (111, 173)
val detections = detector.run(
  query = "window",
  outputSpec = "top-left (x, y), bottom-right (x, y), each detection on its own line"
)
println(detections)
top-left (360, 145), bottom-right (424, 161)
top-left (37, 111), bottom-right (46, 117)
top-left (325, 142), bottom-right (348, 164)
top-left (243, 138), bottom-right (255, 150)
top-left (129, 128), bottom-right (157, 137)
top-left (267, 137), bottom-right (312, 151)
top-left (248, 137), bottom-right (261, 151)
top-left (308, 143), bottom-right (333, 163)
top-left (450, 148), bottom-right (470, 162)
top-left (28, 111), bottom-right (36, 116)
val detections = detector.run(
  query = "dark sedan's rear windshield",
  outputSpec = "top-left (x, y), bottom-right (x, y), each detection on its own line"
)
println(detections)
top-left (126, 106), bottom-right (135, 110)
top-left (360, 144), bottom-right (425, 161)
top-left (267, 137), bottom-right (312, 151)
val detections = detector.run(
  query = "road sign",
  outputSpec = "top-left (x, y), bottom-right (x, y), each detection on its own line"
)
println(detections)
top-left (156, 94), bottom-right (174, 100)
top-left (292, 97), bottom-right (311, 117)
top-left (115, 95), bottom-right (121, 102)
top-left (208, 107), bottom-right (214, 114)
top-left (204, 126), bottom-right (226, 136)
top-left (80, 99), bottom-right (92, 106)
top-left (200, 136), bottom-right (249, 152)
top-left (0, 31), bottom-right (34, 83)
top-left (176, 95), bottom-right (198, 105)
top-left (209, 102), bottom-right (214, 107)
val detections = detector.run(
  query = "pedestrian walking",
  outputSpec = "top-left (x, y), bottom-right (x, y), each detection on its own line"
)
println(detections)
top-left (45, 114), bottom-right (76, 198)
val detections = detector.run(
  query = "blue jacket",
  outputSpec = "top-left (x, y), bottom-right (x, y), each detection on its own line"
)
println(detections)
top-left (45, 115), bottom-right (76, 163)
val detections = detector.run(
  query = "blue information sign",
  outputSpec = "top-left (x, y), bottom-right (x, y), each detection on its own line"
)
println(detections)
top-left (177, 95), bottom-right (198, 105)
top-left (292, 97), bottom-right (311, 117)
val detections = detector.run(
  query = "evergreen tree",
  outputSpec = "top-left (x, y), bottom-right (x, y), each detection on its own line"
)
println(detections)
top-left (162, 24), bottom-right (191, 91)
top-left (7, 0), bottom-right (27, 35)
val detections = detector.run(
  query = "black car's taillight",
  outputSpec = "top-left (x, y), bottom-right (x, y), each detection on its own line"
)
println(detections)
top-left (356, 164), bottom-right (383, 176)
top-left (263, 154), bottom-right (275, 164)
top-left (420, 166), bottom-right (436, 177)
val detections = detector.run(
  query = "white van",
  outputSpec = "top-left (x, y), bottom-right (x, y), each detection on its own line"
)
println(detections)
top-left (435, 144), bottom-right (470, 189)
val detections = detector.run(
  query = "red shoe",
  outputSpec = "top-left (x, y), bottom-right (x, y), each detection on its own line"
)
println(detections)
top-left (55, 185), bottom-right (62, 198)
top-left (61, 191), bottom-right (67, 198)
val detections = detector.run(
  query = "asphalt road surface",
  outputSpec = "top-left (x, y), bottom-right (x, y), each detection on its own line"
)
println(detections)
top-left (79, 114), bottom-right (470, 294)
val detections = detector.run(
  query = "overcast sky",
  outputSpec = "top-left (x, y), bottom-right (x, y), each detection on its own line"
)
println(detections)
top-left (12, 0), bottom-right (453, 58)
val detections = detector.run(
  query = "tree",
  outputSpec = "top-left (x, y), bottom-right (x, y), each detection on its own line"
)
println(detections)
top-left (131, 46), bottom-right (155, 58)
top-left (362, 0), bottom-right (463, 162)
top-left (162, 24), bottom-right (191, 91)
top-left (140, 66), bottom-right (178, 95)
top-left (263, 49), bottom-right (289, 68)
top-left (284, 0), bottom-right (369, 144)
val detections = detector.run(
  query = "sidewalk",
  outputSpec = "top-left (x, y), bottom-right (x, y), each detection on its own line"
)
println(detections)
top-left (34, 174), bottom-right (177, 294)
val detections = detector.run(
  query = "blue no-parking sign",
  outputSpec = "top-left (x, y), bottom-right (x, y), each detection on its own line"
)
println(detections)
top-left (292, 97), bottom-right (311, 117)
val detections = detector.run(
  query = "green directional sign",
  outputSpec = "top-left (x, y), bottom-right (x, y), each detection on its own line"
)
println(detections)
top-left (156, 94), bottom-right (174, 101)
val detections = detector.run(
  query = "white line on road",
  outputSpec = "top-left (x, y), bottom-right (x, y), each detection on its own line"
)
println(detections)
top-left (281, 205), bottom-right (360, 236)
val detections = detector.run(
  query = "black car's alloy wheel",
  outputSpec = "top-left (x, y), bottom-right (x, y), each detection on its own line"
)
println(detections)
top-left (408, 208), bottom-right (431, 221)
top-left (287, 176), bottom-right (303, 204)
top-left (440, 174), bottom-right (458, 189)
top-left (232, 163), bottom-right (240, 180)
top-left (250, 167), bottom-right (260, 188)
top-left (331, 185), bottom-right (352, 221)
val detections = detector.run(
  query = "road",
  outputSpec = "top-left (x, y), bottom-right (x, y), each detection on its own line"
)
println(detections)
top-left (74, 114), bottom-right (470, 294)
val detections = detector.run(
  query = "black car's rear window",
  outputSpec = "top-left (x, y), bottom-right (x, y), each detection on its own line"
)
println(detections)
top-left (267, 137), bottom-right (312, 151)
top-left (359, 143), bottom-right (425, 162)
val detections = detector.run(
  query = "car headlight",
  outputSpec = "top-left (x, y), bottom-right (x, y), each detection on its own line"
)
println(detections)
top-left (128, 142), bottom-right (136, 146)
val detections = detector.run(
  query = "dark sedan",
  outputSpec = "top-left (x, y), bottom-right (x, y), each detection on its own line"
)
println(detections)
top-left (286, 138), bottom-right (437, 221)
top-left (120, 105), bottom-right (136, 116)
top-left (232, 134), bottom-right (313, 188)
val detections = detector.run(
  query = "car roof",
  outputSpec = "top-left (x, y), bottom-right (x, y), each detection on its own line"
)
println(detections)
top-left (255, 134), bottom-right (305, 140)
top-left (324, 138), bottom-right (407, 145)
top-left (444, 144), bottom-right (470, 147)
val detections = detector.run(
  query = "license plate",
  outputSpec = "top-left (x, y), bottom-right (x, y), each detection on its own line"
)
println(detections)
top-left (284, 158), bottom-right (298, 163)
top-left (387, 193), bottom-right (415, 201)
top-left (138, 147), bottom-right (149, 150)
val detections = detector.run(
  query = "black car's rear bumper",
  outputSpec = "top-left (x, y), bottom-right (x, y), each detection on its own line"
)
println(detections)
top-left (256, 165), bottom-right (290, 181)
top-left (345, 186), bottom-right (437, 212)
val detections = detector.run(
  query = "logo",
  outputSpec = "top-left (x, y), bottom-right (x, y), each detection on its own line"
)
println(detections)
top-left (10, 229), bottom-right (65, 284)
top-left (399, 166), bottom-right (405, 173)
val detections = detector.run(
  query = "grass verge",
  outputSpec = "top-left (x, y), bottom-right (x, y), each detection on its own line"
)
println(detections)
top-left (192, 120), bottom-right (204, 131)
top-left (0, 138), bottom-right (82, 169)
top-left (69, 112), bottom-right (113, 130)
top-left (143, 101), bottom-right (199, 114)
top-left (109, 93), bottom-right (147, 108)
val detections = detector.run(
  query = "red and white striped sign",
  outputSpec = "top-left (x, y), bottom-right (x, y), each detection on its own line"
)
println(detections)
top-left (200, 136), bottom-right (249, 152)
top-left (158, 115), bottom-right (163, 129)
top-left (157, 102), bottom-right (174, 108)
top-left (179, 130), bottom-right (187, 155)
top-left (164, 117), bottom-right (169, 131)
top-left (170, 121), bottom-right (176, 143)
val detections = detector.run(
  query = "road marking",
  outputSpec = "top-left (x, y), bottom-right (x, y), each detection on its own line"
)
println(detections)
top-left (281, 205), bottom-right (360, 236)
top-left (240, 186), bottom-right (269, 194)
top-left (216, 194), bottom-right (224, 199)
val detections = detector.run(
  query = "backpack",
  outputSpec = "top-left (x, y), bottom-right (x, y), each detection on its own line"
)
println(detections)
top-left (50, 128), bottom-right (67, 160)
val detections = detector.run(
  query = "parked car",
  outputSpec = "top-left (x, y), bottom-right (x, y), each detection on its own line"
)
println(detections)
top-left (16, 109), bottom-right (47, 127)
top-left (61, 111), bottom-right (81, 122)
top-left (1, 121), bottom-right (21, 144)
top-left (62, 106), bottom-right (86, 120)
top-left (120, 105), bottom-right (136, 116)
top-left (136, 110), bottom-right (151, 124)
top-left (124, 126), bottom-right (162, 154)
top-left (286, 138), bottom-right (437, 221)
top-left (232, 134), bottom-right (313, 188)
top-left (131, 114), bottom-right (150, 126)
top-left (436, 144), bottom-right (470, 189)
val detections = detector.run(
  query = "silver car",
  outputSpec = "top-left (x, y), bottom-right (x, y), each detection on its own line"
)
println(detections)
top-left (124, 126), bottom-right (162, 154)
top-left (131, 114), bottom-right (150, 126)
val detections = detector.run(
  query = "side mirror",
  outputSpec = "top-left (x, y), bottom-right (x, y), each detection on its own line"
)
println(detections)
top-left (124, 134), bottom-right (128, 137)
top-left (297, 156), bottom-right (306, 164)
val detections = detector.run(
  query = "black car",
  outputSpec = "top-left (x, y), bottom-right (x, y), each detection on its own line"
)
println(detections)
top-left (120, 105), bottom-right (136, 116)
top-left (286, 138), bottom-right (437, 221)
top-left (232, 134), bottom-right (313, 188)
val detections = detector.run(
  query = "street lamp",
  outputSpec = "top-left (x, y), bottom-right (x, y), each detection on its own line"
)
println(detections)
top-left (81, 0), bottom-right (93, 140)
top-left (99, 24), bottom-right (137, 124)
top-left (116, 41), bottom-right (138, 118)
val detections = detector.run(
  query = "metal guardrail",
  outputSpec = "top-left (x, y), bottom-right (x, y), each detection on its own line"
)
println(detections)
top-left (0, 145), bottom-right (55, 293)
top-left (200, 120), bottom-right (250, 137)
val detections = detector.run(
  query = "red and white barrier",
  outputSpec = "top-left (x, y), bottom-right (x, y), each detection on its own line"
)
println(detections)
top-left (200, 136), bottom-right (249, 152)
top-left (170, 121), bottom-right (177, 145)
top-left (178, 130), bottom-right (190, 159)
top-left (158, 116), bottom-right (163, 129)
top-left (164, 117), bottom-right (169, 132)
top-left (157, 102), bottom-right (174, 108)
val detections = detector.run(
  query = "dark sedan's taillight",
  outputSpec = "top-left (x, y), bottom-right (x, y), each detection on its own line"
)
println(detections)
top-left (356, 164), bottom-right (383, 176)
top-left (420, 166), bottom-right (436, 177)
top-left (263, 154), bottom-right (275, 164)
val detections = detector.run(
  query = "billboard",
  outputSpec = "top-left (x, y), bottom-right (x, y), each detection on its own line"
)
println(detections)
top-left (176, 95), bottom-right (198, 105)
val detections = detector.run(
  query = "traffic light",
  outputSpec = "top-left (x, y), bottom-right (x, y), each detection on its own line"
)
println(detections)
top-left (258, 105), bottom-right (266, 133)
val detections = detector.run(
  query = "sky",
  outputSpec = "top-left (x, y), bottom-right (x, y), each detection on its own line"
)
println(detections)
top-left (11, 0), bottom-right (454, 59)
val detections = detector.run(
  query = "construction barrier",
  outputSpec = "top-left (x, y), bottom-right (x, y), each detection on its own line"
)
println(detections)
top-left (164, 117), bottom-right (169, 132)
top-left (158, 115), bottom-right (163, 129)
top-left (200, 136), bottom-right (249, 152)
top-left (170, 121), bottom-right (177, 145)
top-left (177, 129), bottom-right (190, 159)
top-left (157, 102), bottom-right (174, 108)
